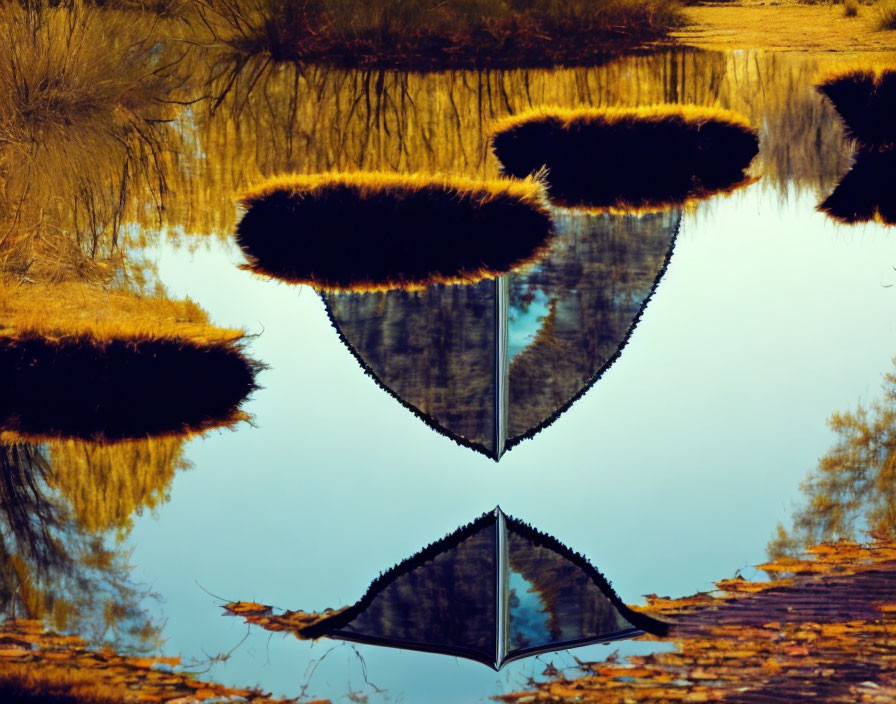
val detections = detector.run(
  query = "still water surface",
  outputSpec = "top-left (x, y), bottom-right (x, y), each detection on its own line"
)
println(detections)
top-left (16, 47), bottom-right (896, 702)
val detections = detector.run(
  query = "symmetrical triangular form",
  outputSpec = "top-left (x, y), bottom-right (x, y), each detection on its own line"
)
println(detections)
top-left (324, 210), bottom-right (680, 459)
top-left (302, 508), bottom-right (667, 669)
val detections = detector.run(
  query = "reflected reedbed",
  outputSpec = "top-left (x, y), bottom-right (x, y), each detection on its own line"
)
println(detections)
top-left (324, 209), bottom-right (680, 458)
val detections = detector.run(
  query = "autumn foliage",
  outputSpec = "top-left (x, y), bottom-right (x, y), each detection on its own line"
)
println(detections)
top-left (0, 619), bottom-right (290, 704)
top-left (496, 538), bottom-right (896, 703)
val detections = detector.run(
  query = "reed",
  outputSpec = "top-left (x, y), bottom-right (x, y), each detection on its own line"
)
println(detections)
top-left (236, 172), bottom-right (554, 292)
top-left (0, 1), bottom-right (186, 281)
top-left (816, 66), bottom-right (896, 148)
top-left (490, 105), bottom-right (759, 210)
top-left (0, 282), bottom-right (259, 442)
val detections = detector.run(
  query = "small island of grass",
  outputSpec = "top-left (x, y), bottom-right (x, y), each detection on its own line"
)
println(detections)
top-left (0, 282), bottom-right (260, 443)
top-left (236, 172), bottom-right (555, 292)
top-left (491, 104), bottom-right (759, 211)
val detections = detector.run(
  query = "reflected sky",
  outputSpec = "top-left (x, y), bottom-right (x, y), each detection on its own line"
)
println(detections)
top-left (8, 45), bottom-right (896, 704)
top-left (131, 178), bottom-right (896, 702)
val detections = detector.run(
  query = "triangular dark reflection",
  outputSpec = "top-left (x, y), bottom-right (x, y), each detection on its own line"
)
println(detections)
top-left (818, 149), bottom-right (896, 226)
top-left (298, 508), bottom-right (667, 669)
top-left (323, 209), bottom-right (680, 459)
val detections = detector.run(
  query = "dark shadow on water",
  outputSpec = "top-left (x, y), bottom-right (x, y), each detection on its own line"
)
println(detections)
top-left (0, 336), bottom-right (260, 441)
top-left (323, 209), bottom-right (680, 459)
top-left (818, 149), bottom-right (896, 226)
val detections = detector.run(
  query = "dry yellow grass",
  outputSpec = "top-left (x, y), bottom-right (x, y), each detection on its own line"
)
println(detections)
top-left (673, 1), bottom-right (896, 55)
top-left (0, 282), bottom-right (257, 443)
top-left (491, 103), bottom-right (754, 135)
top-left (816, 61), bottom-right (895, 85)
top-left (237, 171), bottom-right (554, 292)
top-left (238, 170), bottom-right (545, 209)
top-left (0, 281), bottom-right (243, 344)
top-left (491, 104), bottom-right (758, 210)
top-left (0, 1), bottom-right (188, 284)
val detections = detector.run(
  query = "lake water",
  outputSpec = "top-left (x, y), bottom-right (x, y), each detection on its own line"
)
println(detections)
top-left (7, 47), bottom-right (896, 702)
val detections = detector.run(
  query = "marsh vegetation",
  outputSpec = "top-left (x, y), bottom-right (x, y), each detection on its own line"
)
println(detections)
top-left (818, 150), bottom-right (896, 225)
top-left (816, 67), bottom-right (896, 148)
top-left (490, 105), bottom-right (759, 209)
top-left (236, 172), bottom-right (554, 291)
top-left (193, 0), bottom-right (684, 67)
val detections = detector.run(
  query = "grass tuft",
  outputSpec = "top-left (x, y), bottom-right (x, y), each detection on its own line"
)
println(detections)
top-left (490, 105), bottom-right (759, 210)
top-left (0, 282), bottom-right (260, 442)
top-left (818, 150), bottom-right (896, 225)
top-left (236, 172), bottom-right (555, 292)
top-left (878, 0), bottom-right (896, 27)
top-left (816, 66), bottom-right (896, 148)
top-left (0, 1), bottom-right (186, 282)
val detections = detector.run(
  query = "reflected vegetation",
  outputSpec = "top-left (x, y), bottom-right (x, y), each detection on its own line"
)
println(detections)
top-left (818, 150), bottom-right (896, 226)
top-left (770, 359), bottom-right (896, 557)
top-left (223, 508), bottom-right (666, 669)
top-left (0, 5), bottom-right (887, 697)
top-left (325, 209), bottom-right (679, 458)
top-left (497, 538), bottom-right (896, 703)
top-left (0, 442), bottom-right (163, 653)
top-left (490, 105), bottom-right (758, 210)
top-left (148, 49), bottom-right (852, 241)
top-left (816, 67), bottom-right (896, 149)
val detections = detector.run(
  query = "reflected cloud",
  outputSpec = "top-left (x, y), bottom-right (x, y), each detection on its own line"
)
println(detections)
top-left (324, 209), bottom-right (680, 458)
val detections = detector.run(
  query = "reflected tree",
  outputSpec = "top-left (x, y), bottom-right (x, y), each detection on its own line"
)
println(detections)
top-left (770, 363), bottom-right (896, 557)
top-left (0, 442), bottom-right (164, 653)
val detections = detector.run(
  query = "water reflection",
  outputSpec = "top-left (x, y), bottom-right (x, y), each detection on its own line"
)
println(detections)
top-left (818, 150), bottom-right (896, 226)
top-left (226, 508), bottom-right (666, 669)
top-left (771, 358), bottom-right (896, 557)
top-left (325, 209), bottom-right (679, 458)
top-left (0, 442), bottom-right (164, 652)
top-left (167, 48), bottom-right (846, 241)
